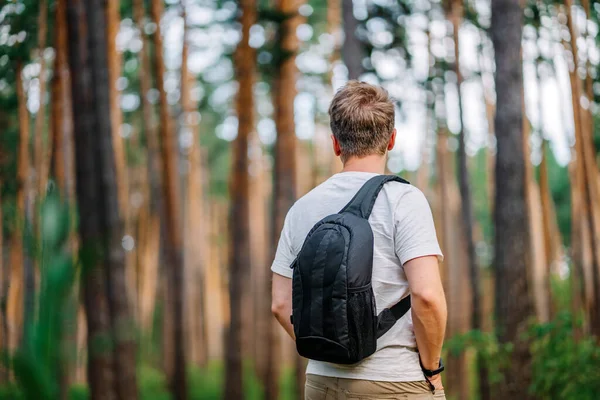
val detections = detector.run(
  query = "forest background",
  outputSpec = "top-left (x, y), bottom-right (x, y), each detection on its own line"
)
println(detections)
top-left (0, 0), bottom-right (600, 399)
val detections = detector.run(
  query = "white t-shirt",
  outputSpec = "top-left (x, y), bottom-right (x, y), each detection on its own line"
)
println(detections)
top-left (271, 171), bottom-right (444, 382)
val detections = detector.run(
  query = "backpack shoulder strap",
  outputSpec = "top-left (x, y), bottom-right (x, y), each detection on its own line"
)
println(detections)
top-left (376, 295), bottom-right (411, 339)
top-left (340, 174), bottom-right (410, 219)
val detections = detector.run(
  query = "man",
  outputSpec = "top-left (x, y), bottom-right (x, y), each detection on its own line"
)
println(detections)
top-left (271, 81), bottom-right (447, 399)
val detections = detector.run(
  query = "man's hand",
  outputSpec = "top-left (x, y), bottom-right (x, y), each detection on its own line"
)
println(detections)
top-left (403, 255), bottom-right (447, 385)
top-left (428, 374), bottom-right (444, 391)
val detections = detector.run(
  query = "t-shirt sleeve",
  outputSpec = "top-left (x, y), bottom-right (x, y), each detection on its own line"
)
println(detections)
top-left (270, 208), bottom-right (296, 279)
top-left (394, 187), bottom-right (444, 266)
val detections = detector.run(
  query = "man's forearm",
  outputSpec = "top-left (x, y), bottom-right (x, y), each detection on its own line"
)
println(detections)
top-left (274, 312), bottom-right (295, 341)
top-left (411, 293), bottom-right (447, 370)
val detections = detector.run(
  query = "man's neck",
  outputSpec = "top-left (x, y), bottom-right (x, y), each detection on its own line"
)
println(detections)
top-left (340, 154), bottom-right (387, 175)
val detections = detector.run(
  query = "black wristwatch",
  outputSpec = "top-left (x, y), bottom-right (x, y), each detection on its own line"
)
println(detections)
top-left (419, 357), bottom-right (444, 377)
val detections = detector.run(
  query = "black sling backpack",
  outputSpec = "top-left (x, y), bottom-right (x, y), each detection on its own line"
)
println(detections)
top-left (291, 174), bottom-right (412, 365)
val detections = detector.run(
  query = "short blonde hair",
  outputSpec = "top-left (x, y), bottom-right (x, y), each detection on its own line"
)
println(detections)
top-left (328, 81), bottom-right (395, 162)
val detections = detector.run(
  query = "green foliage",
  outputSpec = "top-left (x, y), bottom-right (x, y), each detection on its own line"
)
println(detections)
top-left (446, 311), bottom-right (600, 399)
top-left (528, 312), bottom-right (600, 400)
top-left (444, 330), bottom-right (513, 385)
top-left (10, 193), bottom-right (74, 400)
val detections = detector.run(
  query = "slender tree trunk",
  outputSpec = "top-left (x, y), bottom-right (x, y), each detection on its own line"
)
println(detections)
top-left (34, 0), bottom-right (49, 201)
top-left (149, 0), bottom-right (187, 397)
top-left (341, 0), bottom-right (363, 80)
top-left (132, 0), bottom-right (162, 345)
top-left (0, 179), bottom-right (5, 383)
top-left (447, 2), bottom-right (488, 397)
top-left (66, 1), bottom-right (116, 398)
top-left (7, 62), bottom-right (28, 354)
top-left (267, 1), bottom-right (304, 399)
top-left (225, 0), bottom-right (255, 397)
top-left (564, 0), bottom-right (600, 336)
top-left (51, 0), bottom-right (79, 395)
top-left (106, 0), bottom-right (129, 218)
top-left (180, 2), bottom-right (207, 367)
top-left (491, 0), bottom-right (534, 396)
top-left (80, 0), bottom-right (139, 398)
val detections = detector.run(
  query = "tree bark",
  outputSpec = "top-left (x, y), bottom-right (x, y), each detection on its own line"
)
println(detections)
top-left (106, 0), bottom-right (129, 218)
top-left (66, 1), bottom-right (116, 398)
top-left (341, 0), bottom-right (364, 80)
top-left (225, 0), bottom-right (255, 397)
top-left (7, 62), bottom-right (29, 354)
top-left (180, 2), bottom-right (207, 367)
top-left (267, 1), bottom-right (304, 399)
top-left (149, 0), bottom-right (187, 398)
top-left (34, 0), bottom-right (49, 200)
top-left (491, 0), bottom-right (534, 396)
top-left (447, 1), bottom-right (487, 397)
top-left (132, 0), bottom-right (162, 342)
top-left (564, 0), bottom-right (600, 336)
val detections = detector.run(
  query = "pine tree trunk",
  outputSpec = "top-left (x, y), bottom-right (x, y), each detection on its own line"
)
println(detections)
top-left (149, 1), bottom-right (187, 397)
top-left (491, 0), bottom-right (534, 396)
top-left (180, 3), bottom-right (207, 367)
top-left (106, 0), bottom-right (129, 218)
top-left (7, 62), bottom-right (28, 354)
top-left (34, 0), bottom-right (49, 201)
top-left (341, 0), bottom-right (363, 80)
top-left (225, 0), bottom-right (255, 397)
top-left (81, 0), bottom-right (139, 397)
top-left (66, 1), bottom-right (116, 398)
top-left (0, 179), bottom-right (5, 383)
top-left (51, 0), bottom-right (79, 395)
top-left (267, 1), bottom-right (304, 399)
top-left (564, 0), bottom-right (600, 336)
top-left (132, 0), bottom-right (161, 342)
top-left (448, 2), bottom-right (486, 397)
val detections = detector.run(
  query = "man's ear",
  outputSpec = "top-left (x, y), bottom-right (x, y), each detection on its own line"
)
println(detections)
top-left (387, 129), bottom-right (397, 151)
top-left (331, 135), bottom-right (342, 156)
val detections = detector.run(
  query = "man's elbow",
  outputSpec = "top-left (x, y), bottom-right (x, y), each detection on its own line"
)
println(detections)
top-left (271, 299), bottom-right (287, 319)
top-left (412, 288), bottom-right (446, 312)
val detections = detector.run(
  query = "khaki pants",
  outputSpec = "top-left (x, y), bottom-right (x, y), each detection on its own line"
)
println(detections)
top-left (305, 374), bottom-right (446, 400)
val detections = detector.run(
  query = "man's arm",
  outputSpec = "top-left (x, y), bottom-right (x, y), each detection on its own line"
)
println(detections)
top-left (404, 255), bottom-right (447, 388)
top-left (271, 273), bottom-right (295, 340)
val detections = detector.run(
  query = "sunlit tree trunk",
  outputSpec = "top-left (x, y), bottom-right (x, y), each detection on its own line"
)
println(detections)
top-left (180, 2), bottom-right (207, 367)
top-left (34, 0), bottom-right (49, 201)
top-left (107, 0), bottom-right (129, 218)
top-left (149, 0), bottom-right (187, 397)
top-left (51, 0), bottom-right (79, 395)
top-left (132, 0), bottom-right (161, 341)
top-left (66, 0), bottom-right (116, 398)
top-left (7, 62), bottom-right (28, 354)
top-left (267, 1), bottom-right (304, 399)
top-left (341, 0), bottom-right (363, 80)
top-left (564, 0), bottom-right (600, 336)
top-left (447, 1), bottom-right (485, 397)
top-left (491, 0), bottom-right (534, 396)
top-left (225, 0), bottom-right (255, 397)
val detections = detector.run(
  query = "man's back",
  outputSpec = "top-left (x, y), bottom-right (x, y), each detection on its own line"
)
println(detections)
top-left (271, 171), bottom-right (442, 382)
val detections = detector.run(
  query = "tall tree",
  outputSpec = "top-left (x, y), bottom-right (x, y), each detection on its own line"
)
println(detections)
top-left (106, 0), bottom-right (129, 217)
top-left (34, 0), bottom-right (49, 200)
top-left (149, 0), bottom-right (187, 397)
top-left (132, 0), bottom-right (161, 339)
top-left (564, 0), bottom-right (600, 335)
top-left (66, 0), bottom-right (116, 397)
top-left (267, 1), bottom-right (304, 399)
top-left (224, 0), bottom-right (255, 397)
top-left (341, 0), bottom-right (364, 80)
top-left (7, 62), bottom-right (29, 353)
top-left (491, 0), bottom-right (534, 396)
top-left (446, 0), bottom-right (488, 397)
